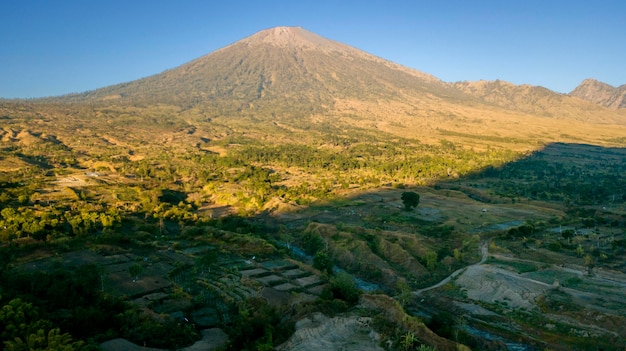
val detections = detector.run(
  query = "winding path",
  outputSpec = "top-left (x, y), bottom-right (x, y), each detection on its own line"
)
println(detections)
top-left (414, 240), bottom-right (489, 295)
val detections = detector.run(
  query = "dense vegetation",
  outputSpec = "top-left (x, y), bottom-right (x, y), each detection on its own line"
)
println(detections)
top-left (0, 74), bottom-right (626, 350)
top-left (3, 26), bottom-right (626, 350)
top-left (1, 96), bottom-right (626, 350)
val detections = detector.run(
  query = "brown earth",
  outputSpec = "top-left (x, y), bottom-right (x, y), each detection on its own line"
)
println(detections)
top-left (99, 328), bottom-right (228, 351)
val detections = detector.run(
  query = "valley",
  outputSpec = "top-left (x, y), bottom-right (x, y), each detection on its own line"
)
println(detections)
top-left (1, 26), bottom-right (626, 351)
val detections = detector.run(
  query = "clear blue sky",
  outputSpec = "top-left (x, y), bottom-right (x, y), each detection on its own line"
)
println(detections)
top-left (1, 0), bottom-right (624, 98)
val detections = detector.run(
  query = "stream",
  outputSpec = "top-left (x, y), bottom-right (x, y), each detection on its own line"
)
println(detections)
top-left (276, 241), bottom-right (382, 292)
top-left (464, 326), bottom-right (538, 351)
top-left (469, 220), bottom-right (525, 233)
top-left (281, 240), bottom-right (536, 349)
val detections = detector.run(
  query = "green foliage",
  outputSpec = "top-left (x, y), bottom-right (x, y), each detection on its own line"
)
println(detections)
top-left (324, 271), bottom-right (361, 306)
top-left (301, 231), bottom-right (325, 255)
top-left (507, 224), bottom-right (534, 238)
top-left (401, 191), bottom-right (420, 211)
top-left (0, 299), bottom-right (85, 351)
top-left (118, 309), bottom-right (198, 349)
top-left (394, 280), bottom-right (412, 308)
top-left (484, 143), bottom-right (626, 206)
top-left (561, 229), bottom-right (575, 243)
top-left (1, 264), bottom-right (127, 344)
top-left (197, 250), bottom-right (218, 267)
top-left (0, 298), bottom-right (49, 342)
top-left (158, 189), bottom-right (187, 205)
top-left (313, 250), bottom-right (334, 274)
top-left (400, 331), bottom-right (417, 351)
top-left (226, 297), bottom-right (294, 351)
top-left (424, 250), bottom-right (438, 271)
top-left (547, 241), bottom-right (562, 252)
top-left (128, 263), bottom-right (143, 281)
top-left (4, 328), bottom-right (85, 351)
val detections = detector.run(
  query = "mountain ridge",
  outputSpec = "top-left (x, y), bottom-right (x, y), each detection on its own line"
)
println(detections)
top-left (33, 26), bottom-right (626, 130)
top-left (569, 78), bottom-right (626, 109)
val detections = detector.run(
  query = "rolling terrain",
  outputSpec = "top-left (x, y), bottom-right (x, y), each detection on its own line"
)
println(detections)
top-left (1, 26), bottom-right (626, 351)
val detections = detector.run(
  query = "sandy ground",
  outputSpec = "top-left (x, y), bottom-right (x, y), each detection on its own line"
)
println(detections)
top-left (454, 264), bottom-right (553, 310)
top-left (276, 312), bottom-right (383, 351)
top-left (414, 237), bottom-right (626, 344)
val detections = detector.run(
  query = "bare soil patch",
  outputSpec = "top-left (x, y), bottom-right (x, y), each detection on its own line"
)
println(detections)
top-left (454, 264), bottom-right (553, 310)
top-left (276, 312), bottom-right (383, 351)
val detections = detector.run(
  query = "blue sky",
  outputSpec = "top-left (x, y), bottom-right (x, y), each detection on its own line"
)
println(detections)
top-left (1, 0), bottom-right (624, 98)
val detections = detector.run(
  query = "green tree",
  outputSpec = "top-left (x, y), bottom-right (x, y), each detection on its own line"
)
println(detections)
top-left (129, 263), bottom-right (143, 282)
top-left (575, 244), bottom-right (585, 257)
top-left (1, 299), bottom-right (84, 351)
top-left (198, 250), bottom-right (218, 266)
top-left (327, 271), bottom-right (360, 305)
top-left (561, 229), bottom-right (574, 244)
top-left (301, 232), bottom-right (324, 255)
top-left (313, 250), bottom-right (334, 275)
top-left (226, 298), bottom-right (293, 351)
top-left (401, 191), bottom-right (420, 211)
top-left (1, 299), bottom-right (48, 341)
top-left (425, 250), bottom-right (438, 271)
top-left (4, 328), bottom-right (84, 351)
top-left (395, 280), bottom-right (412, 308)
top-left (453, 248), bottom-right (464, 262)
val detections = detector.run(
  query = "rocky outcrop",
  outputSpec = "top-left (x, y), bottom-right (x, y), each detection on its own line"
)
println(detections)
top-left (276, 312), bottom-right (383, 351)
top-left (569, 78), bottom-right (626, 109)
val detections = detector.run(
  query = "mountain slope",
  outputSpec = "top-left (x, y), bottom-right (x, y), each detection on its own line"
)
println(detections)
top-left (26, 26), bottom-right (626, 149)
top-left (61, 27), bottom-right (454, 110)
top-left (452, 79), bottom-right (626, 124)
top-left (569, 78), bottom-right (626, 109)
top-left (51, 27), bottom-right (624, 128)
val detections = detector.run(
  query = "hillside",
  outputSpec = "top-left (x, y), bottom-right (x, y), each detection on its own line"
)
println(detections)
top-left (453, 79), bottom-right (626, 123)
top-left (1, 26), bottom-right (626, 351)
top-left (35, 27), bottom-right (623, 151)
top-left (56, 27), bottom-right (452, 109)
top-left (569, 78), bottom-right (626, 109)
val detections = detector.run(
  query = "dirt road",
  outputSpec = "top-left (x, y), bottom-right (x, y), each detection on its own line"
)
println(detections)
top-left (414, 240), bottom-right (489, 295)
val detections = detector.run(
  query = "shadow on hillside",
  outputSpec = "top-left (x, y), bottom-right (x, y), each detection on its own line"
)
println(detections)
top-left (2, 142), bottom-right (625, 351)
top-left (240, 141), bottom-right (626, 351)
top-left (220, 141), bottom-right (626, 296)
top-left (449, 142), bottom-right (626, 206)
top-left (255, 142), bottom-right (626, 230)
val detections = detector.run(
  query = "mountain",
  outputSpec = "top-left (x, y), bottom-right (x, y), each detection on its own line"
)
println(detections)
top-left (60, 26), bottom-right (454, 109)
top-left (569, 78), bottom-right (626, 109)
top-left (33, 26), bottom-right (623, 153)
top-left (50, 26), bottom-right (624, 131)
top-left (452, 79), bottom-right (625, 121)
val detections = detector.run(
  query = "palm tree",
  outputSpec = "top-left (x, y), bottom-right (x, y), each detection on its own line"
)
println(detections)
top-left (400, 331), bottom-right (416, 350)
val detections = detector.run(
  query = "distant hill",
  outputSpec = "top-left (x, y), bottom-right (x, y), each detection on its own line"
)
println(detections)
top-left (452, 79), bottom-right (625, 122)
top-left (569, 78), bottom-right (626, 109)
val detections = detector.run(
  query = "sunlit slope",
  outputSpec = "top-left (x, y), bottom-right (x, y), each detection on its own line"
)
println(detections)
top-left (569, 78), bottom-right (626, 109)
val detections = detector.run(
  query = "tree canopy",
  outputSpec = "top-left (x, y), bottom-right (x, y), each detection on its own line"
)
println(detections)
top-left (401, 191), bottom-right (420, 211)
